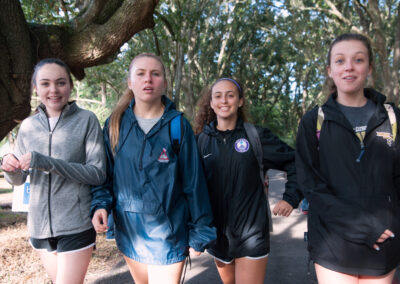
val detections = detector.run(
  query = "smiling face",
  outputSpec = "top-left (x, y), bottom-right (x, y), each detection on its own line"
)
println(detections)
top-left (327, 39), bottom-right (372, 99)
top-left (34, 63), bottom-right (72, 117)
top-left (128, 56), bottom-right (167, 104)
top-left (210, 80), bottom-right (243, 122)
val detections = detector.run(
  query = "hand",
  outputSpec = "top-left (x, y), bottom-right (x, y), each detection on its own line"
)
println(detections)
top-left (92, 209), bottom-right (108, 233)
top-left (19, 152), bottom-right (32, 171)
top-left (373, 229), bottom-right (395, 251)
top-left (272, 200), bottom-right (294, 217)
top-left (189, 247), bottom-right (201, 257)
top-left (1, 154), bottom-right (21, 172)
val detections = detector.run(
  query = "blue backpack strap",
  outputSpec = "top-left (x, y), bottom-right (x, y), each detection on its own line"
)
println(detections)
top-left (243, 122), bottom-right (273, 232)
top-left (170, 114), bottom-right (183, 155)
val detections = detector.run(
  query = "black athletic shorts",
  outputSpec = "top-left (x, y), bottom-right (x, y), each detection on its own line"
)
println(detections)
top-left (29, 228), bottom-right (96, 253)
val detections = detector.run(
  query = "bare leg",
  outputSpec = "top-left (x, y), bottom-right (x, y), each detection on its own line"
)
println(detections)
top-left (315, 263), bottom-right (358, 284)
top-left (56, 246), bottom-right (94, 284)
top-left (359, 269), bottom-right (396, 284)
top-left (124, 255), bottom-right (149, 284)
top-left (235, 256), bottom-right (268, 284)
top-left (148, 260), bottom-right (185, 284)
top-left (214, 259), bottom-right (235, 284)
top-left (37, 250), bottom-right (58, 283)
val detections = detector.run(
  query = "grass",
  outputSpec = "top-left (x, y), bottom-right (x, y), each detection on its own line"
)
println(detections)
top-left (0, 188), bottom-right (12, 194)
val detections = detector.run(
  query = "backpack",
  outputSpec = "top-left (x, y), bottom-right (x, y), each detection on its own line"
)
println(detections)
top-left (170, 114), bottom-right (183, 155)
top-left (197, 122), bottom-right (273, 231)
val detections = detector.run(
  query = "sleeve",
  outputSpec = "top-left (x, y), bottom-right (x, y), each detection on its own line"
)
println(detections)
top-left (179, 118), bottom-right (216, 251)
top-left (90, 120), bottom-right (114, 216)
top-left (258, 126), bottom-right (303, 208)
top-left (3, 123), bottom-right (28, 186)
top-left (295, 110), bottom-right (385, 247)
top-left (30, 113), bottom-right (106, 186)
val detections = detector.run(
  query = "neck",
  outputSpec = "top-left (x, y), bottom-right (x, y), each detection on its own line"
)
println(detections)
top-left (133, 99), bottom-right (164, 118)
top-left (216, 116), bottom-right (238, 131)
top-left (336, 91), bottom-right (367, 107)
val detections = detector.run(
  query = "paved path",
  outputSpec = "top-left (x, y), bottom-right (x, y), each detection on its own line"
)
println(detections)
top-left (91, 170), bottom-right (317, 284)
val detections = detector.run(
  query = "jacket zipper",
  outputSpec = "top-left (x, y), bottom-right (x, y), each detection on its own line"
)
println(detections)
top-left (46, 112), bottom-right (63, 237)
top-left (356, 141), bottom-right (365, 163)
top-left (139, 134), bottom-right (147, 170)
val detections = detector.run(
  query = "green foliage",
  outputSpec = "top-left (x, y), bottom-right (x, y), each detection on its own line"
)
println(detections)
top-left (16, 0), bottom-right (400, 145)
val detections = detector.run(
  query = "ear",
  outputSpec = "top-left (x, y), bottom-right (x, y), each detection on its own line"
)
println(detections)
top-left (127, 79), bottom-right (133, 90)
top-left (368, 65), bottom-right (373, 76)
top-left (210, 99), bottom-right (215, 110)
top-left (239, 97), bottom-right (244, 108)
top-left (327, 66), bottom-right (332, 78)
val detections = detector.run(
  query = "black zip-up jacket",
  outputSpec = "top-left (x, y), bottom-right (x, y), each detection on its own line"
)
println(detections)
top-left (198, 120), bottom-right (302, 259)
top-left (296, 89), bottom-right (400, 275)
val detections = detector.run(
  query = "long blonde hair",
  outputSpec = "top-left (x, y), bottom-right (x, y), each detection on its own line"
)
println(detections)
top-left (109, 53), bottom-right (166, 154)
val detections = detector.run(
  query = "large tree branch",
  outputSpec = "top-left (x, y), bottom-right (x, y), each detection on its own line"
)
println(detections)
top-left (65, 0), bottom-right (158, 73)
top-left (73, 0), bottom-right (109, 31)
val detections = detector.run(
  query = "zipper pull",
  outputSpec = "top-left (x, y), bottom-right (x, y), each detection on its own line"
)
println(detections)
top-left (223, 137), bottom-right (226, 144)
top-left (356, 142), bottom-right (365, 163)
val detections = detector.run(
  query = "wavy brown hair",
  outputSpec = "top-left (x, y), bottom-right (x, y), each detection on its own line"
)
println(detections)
top-left (194, 78), bottom-right (247, 134)
top-left (108, 53), bottom-right (166, 154)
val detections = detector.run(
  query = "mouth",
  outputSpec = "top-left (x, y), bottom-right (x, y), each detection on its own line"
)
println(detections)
top-left (143, 86), bottom-right (153, 92)
top-left (343, 76), bottom-right (356, 81)
top-left (47, 96), bottom-right (62, 102)
top-left (220, 106), bottom-right (230, 112)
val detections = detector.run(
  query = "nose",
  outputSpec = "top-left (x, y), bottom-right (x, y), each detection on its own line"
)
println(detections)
top-left (49, 83), bottom-right (57, 92)
top-left (221, 94), bottom-right (228, 103)
top-left (144, 72), bottom-right (152, 82)
top-left (344, 60), bottom-right (353, 71)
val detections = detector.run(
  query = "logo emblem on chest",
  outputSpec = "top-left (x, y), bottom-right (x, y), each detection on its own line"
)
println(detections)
top-left (234, 138), bottom-right (250, 153)
top-left (376, 132), bottom-right (394, 146)
top-left (158, 148), bottom-right (169, 163)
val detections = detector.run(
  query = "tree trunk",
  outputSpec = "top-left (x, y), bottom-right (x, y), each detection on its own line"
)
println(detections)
top-left (0, 0), bottom-right (159, 140)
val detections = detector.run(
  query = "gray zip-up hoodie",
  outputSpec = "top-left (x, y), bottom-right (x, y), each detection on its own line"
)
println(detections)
top-left (4, 102), bottom-right (106, 238)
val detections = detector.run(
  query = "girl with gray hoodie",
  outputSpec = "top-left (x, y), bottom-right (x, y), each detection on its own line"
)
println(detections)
top-left (1, 58), bottom-right (106, 284)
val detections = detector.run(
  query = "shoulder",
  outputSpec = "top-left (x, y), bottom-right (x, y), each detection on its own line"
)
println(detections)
top-left (19, 113), bottom-right (41, 133)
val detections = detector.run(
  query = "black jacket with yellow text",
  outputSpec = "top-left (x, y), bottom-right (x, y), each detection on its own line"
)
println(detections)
top-left (296, 89), bottom-right (400, 275)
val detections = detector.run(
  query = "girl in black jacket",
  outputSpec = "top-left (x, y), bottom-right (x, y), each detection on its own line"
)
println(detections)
top-left (194, 78), bottom-right (302, 284)
top-left (296, 34), bottom-right (400, 283)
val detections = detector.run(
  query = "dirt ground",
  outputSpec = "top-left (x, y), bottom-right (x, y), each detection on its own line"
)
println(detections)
top-left (0, 177), bottom-right (123, 284)
top-left (0, 209), bottom-right (123, 284)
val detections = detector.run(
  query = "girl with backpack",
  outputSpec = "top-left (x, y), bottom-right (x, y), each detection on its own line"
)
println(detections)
top-left (194, 78), bottom-right (302, 284)
top-left (91, 53), bottom-right (216, 284)
top-left (1, 58), bottom-right (106, 284)
top-left (296, 33), bottom-right (400, 283)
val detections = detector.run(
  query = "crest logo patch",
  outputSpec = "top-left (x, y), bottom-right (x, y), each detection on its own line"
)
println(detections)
top-left (376, 132), bottom-right (394, 146)
top-left (158, 148), bottom-right (169, 163)
top-left (234, 138), bottom-right (250, 153)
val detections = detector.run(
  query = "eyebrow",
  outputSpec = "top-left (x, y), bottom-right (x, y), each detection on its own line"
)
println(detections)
top-left (333, 51), bottom-right (366, 56)
top-left (134, 68), bottom-right (161, 72)
top-left (39, 77), bottom-right (67, 81)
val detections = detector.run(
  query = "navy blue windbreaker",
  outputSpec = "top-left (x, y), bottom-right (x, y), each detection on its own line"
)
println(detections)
top-left (91, 96), bottom-right (216, 265)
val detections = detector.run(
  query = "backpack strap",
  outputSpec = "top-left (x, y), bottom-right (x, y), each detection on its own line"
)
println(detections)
top-left (170, 114), bottom-right (183, 155)
top-left (243, 122), bottom-right (273, 232)
top-left (197, 132), bottom-right (209, 155)
top-left (316, 106), bottom-right (324, 141)
top-left (384, 103), bottom-right (397, 143)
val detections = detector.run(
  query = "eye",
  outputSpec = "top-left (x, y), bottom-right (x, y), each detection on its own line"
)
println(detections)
top-left (152, 72), bottom-right (161, 77)
top-left (355, 58), bottom-right (365, 63)
top-left (40, 82), bottom-right (49, 87)
top-left (136, 72), bottom-right (144, 76)
top-left (335, 59), bottom-right (344, 64)
top-left (57, 81), bottom-right (66, 86)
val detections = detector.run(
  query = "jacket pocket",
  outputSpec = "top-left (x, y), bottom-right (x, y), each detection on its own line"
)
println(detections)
top-left (119, 198), bottom-right (163, 215)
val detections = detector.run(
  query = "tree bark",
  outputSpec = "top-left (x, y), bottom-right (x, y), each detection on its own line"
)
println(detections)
top-left (0, 0), bottom-right (159, 140)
